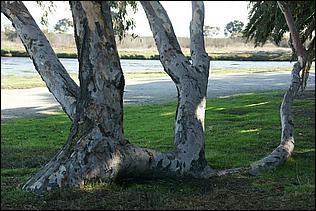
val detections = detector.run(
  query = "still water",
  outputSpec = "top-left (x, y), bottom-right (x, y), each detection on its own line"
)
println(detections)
top-left (1, 57), bottom-right (296, 76)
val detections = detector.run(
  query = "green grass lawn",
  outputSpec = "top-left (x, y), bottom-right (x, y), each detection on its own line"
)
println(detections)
top-left (1, 90), bottom-right (315, 209)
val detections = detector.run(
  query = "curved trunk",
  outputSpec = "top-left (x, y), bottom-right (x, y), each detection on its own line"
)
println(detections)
top-left (250, 1), bottom-right (308, 174)
top-left (250, 61), bottom-right (302, 174)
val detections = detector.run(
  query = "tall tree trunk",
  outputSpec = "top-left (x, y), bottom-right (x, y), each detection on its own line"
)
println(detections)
top-left (23, 1), bottom-right (126, 193)
top-left (1, 1), bottom-right (78, 120)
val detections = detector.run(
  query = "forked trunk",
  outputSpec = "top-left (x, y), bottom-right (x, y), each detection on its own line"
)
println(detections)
top-left (5, 0), bottom-right (307, 194)
top-left (22, 1), bottom-right (214, 194)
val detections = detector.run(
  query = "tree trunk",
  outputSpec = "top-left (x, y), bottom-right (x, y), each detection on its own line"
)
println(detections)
top-left (23, 1), bottom-right (126, 193)
top-left (140, 1), bottom-right (211, 174)
top-left (21, 1), bottom-right (219, 194)
top-left (250, 61), bottom-right (302, 174)
top-left (250, 1), bottom-right (308, 174)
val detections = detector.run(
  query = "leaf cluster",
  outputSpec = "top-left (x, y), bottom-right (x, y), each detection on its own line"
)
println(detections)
top-left (243, 1), bottom-right (315, 47)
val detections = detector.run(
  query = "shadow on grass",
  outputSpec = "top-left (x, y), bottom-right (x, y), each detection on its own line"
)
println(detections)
top-left (1, 90), bottom-right (315, 210)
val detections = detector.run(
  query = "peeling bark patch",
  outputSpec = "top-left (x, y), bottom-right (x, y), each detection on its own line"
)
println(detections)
top-left (48, 165), bottom-right (67, 188)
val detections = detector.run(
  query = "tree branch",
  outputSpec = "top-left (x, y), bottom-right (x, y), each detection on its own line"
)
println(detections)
top-left (300, 16), bottom-right (314, 45)
top-left (140, 1), bottom-right (189, 82)
top-left (1, 1), bottom-right (79, 121)
top-left (277, 1), bottom-right (307, 63)
top-left (190, 1), bottom-right (209, 71)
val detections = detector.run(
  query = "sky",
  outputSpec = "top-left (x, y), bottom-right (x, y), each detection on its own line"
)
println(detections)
top-left (1, 1), bottom-right (249, 38)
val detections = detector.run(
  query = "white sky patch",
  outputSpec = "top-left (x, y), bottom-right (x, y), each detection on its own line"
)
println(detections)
top-left (1, 1), bottom-right (249, 38)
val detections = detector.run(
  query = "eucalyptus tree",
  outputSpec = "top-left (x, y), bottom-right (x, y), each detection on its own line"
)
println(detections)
top-left (243, 1), bottom-right (315, 174)
top-left (1, 1), bottom-right (233, 194)
top-left (2, 0), bottom-right (312, 195)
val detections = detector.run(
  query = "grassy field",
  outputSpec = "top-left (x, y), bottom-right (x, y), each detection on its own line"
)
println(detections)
top-left (1, 90), bottom-right (315, 209)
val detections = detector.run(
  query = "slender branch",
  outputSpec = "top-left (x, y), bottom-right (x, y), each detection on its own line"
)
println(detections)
top-left (140, 1), bottom-right (188, 82)
top-left (277, 1), bottom-right (310, 91)
top-left (301, 16), bottom-right (315, 44)
top-left (277, 1), bottom-right (307, 62)
top-left (190, 1), bottom-right (209, 71)
top-left (1, 1), bottom-right (79, 120)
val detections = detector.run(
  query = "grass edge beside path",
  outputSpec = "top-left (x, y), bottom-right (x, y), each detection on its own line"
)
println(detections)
top-left (3, 67), bottom-right (314, 89)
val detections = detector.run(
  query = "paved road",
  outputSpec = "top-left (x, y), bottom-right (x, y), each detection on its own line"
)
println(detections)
top-left (1, 72), bottom-right (315, 120)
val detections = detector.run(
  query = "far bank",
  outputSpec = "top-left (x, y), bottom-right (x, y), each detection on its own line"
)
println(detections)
top-left (1, 34), bottom-right (293, 61)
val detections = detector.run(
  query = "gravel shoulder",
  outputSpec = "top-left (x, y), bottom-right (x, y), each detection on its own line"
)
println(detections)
top-left (1, 72), bottom-right (315, 121)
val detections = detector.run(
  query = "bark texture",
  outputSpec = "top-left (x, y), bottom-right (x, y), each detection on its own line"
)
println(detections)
top-left (250, 61), bottom-right (301, 175)
top-left (23, 1), bottom-right (126, 193)
top-left (277, 1), bottom-right (309, 91)
top-left (1, 1), bottom-right (79, 120)
top-left (250, 1), bottom-right (308, 174)
top-left (21, 1), bottom-right (218, 194)
top-left (141, 1), bottom-right (211, 174)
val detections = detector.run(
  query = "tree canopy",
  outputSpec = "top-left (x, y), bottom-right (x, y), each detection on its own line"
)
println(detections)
top-left (224, 20), bottom-right (244, 37)
top-left (54, 18), bottom-right (73, 33)
top-left (244, 1), bottom-right (315, 47)
top-left (203, 25), bottom-right (220, 37)
top-left (35, 1), bottom-right (137, 40)
top-left (243, 1), bottom-right (315, 90)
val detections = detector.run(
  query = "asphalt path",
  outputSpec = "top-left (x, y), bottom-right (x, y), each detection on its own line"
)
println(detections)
top-left (1, 72), bottom-right (315, 120)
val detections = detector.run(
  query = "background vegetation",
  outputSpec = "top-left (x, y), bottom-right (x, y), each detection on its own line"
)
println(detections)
top-left (1, 32), bottom-right (292, 61)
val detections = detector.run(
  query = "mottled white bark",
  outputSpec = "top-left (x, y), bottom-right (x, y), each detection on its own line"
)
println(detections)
top-left (250, 61), bottom-right (302, 174)
top-left (1, 1), bottom-right (79, 120)
top-left (250, 2), bottom-right (308, 174)
top-left (22, 1), bottom-right (219, 194)
top-left (141, 1), bottom-right (211, 174)
top-left (23, 1), bottom-right (128, 193)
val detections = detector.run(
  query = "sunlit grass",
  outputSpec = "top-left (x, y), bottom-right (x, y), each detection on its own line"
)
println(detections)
top-left (1, 90), bottom-right (314, 209)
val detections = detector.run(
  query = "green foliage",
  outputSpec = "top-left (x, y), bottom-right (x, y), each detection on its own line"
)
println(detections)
top-left (243, 1), bottom-right (315, 47)
top-left (224, 20), bottom-right (244, 37)
top-left (35, 1), bottom-right (138, 40)
top-left (109, 1), bottom-right (138, 41)
top-left (35, 1), bottom-right (56, 28)
top-left (54, 18), bottom-right (73, 33)
top-left (203, 25), bottom-right (220, 38)
top-left (244, 1), bottom-right (315, 92)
